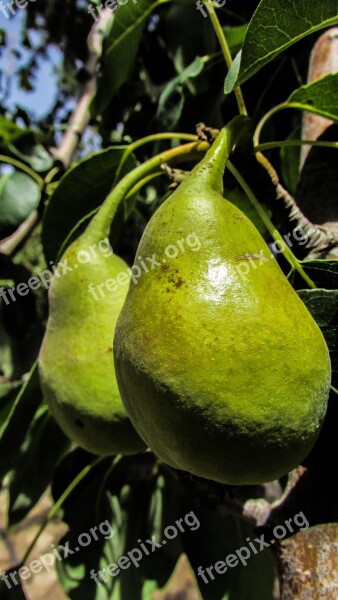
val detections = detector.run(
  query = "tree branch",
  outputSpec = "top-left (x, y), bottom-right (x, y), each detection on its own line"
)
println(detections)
top-left (0, 9), bottom-right (113, 257)
top-left (50, 8), bottom-right (113, 168)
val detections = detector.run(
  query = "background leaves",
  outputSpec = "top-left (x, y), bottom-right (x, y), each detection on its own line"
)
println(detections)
top-left (0, 172), bottom-right (41, 237)
top-left (91, 0), bottom-right (166, 116)
top-left (225, 0), bottom-right (338, 91)
top-left (1, 2), bottom-right (338, 599)
top-left (42, 147), bottom-right (136, 263)
top-left (55, 453), bottom-right (183, 600)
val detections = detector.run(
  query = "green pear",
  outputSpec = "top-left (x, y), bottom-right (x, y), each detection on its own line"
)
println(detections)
top-left (38, 227), bottom-right (146, 456)
top-left (114, 128), bottom-right (331, 484)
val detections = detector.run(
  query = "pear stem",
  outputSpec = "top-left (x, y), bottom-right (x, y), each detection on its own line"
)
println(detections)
top-left (114, 132), bottom-right (198, 183)
top-left (185, 127), bottom-right (233, 194)
top-left (203, 1), bottom-right (248, 116)
top-left (85, 140), bottom-right (210, 243)
top-left (227, 160), bottom-right (317, 289)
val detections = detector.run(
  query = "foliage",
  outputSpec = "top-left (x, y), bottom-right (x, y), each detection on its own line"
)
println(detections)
top-left (1, 0), bottom-right (338, 598)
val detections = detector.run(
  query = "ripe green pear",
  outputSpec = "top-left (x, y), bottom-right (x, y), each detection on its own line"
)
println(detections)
top-left (38, 230), bottom-right (146, 456)
top-left (114, 129), bottom-right (331, 484)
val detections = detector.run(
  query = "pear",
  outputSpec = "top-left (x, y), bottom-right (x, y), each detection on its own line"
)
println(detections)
top-left (114, 128), bottom-right (331, 484)
top-left (38, 227), bottom-right (146, 456)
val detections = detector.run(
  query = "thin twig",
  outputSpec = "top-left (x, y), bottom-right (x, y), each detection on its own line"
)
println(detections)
top-left (0, 210), bottom-right (39, 256)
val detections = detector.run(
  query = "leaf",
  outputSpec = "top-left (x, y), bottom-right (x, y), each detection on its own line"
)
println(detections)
top-left (223, 25), bottom-right (248, 55)
top-left (157, 88), bottom-right (185, 131)
top-left (288, 73), bottom-right (338, 122)
top-left (182, 499), bottom-right (276, 600)
top-left (0, 363), bottom-right (42, 483)
top-left (0, 380), bottom-right (21, 401)
top-left (0, 116), bottom-right (32, 147)
top-left (225, 0), bottom-right (338, 91)
top-left (0, 381), bottom-right (22, 438)
top-left (297, 289), bottom-right (338, 386)
top-left (295, 123), bottom-right (338, 224)
top-left (42, 147), bottom-right (136, 264)
top-left (55, 453), bottom-right (182, 600)
top-left (157, 57), bottom-right (205, 130)
top-left (280, 127), bottom-right (301, 195)
top-left (158, 57), bottom-right (204, 109)
top-left (0, 171), bottom-right (41, 236)
top-left (8, 409), bottom-right (70, 525)
top-left (297, 288), bottom-right (338, 468)
top-left (224, 51), bottom-right (241, 95)
top-left (91, 0), bottom-right (164, 116)
top-left (9, 138), bottom-right (53, 172)
top-left (0, 315), bottom-right (14, 379)
top-left (291, 259), bottom-right (338, 290)
top-left (161, 3), bottom-right (215, 74)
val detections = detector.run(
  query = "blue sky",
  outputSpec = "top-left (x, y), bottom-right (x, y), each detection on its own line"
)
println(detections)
top-left (0, 9), bottom-right (62, 119)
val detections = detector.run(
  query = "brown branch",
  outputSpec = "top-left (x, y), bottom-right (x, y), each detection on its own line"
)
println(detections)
top-left (276, 524), bottom-right (338, 599)
top-left (0, 9), bottom-right (113, 257)
top-left (300, 28), bottom-right (338, 169)
top-left (0, 210), bottom-right (39, 256)
top-left (50, 8), bottom-right (113, 168)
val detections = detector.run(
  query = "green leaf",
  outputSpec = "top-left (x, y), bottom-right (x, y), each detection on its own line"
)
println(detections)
top-left (182, 500), bottom-right (276, 600)
top-left (0, 380), bottom-right (21, 401)
top-left (157, 88), bottom-right (185, 131)
top-left (42, 147), bottom-right (136, 264)
top-left (280, 127), bottom-right (301, 195)
top-left (225, 0), bottom-right (338, 91)
top-left (288, 73), bottom-right (338, 122)
top-left (0, 315), bottom-right (14, 379)
top-left (8, 409), bottom-right (70, 525)
top-left (295, 123), bottom-right (338, 224)
top-left (91, 0), bottom-right (164, 116)
top-left (298, 289), bottom-right (338, 387)
top-left (0, 116), bottom-right (32, 147)
top-left (55, 454), bottom-right (182, 600)
top-left (0, 382), bottom-right (22, 444)
top-left (157, 57), bottom-right (205, 129)
top-left (292, 260), bottom-right (338, 290)
top-left (224, 51), bottom-right (241, 94)
top-left (0, 363), bottom-right (42, 483)
top-left (0, 171), bottom-right (41, 236)
top-left (161, 3), bottom-right (215, 74)
top-left (158, 57), bottom-right (205, 108)
top-left (9, 138), bottom-right (53, 172)
top-left (223, 25), bottom-right (248, 55)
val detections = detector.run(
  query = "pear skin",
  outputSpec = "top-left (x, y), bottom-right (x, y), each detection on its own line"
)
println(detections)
top-left (39, 233), bottom-right (146, 456)
top-left (114, 129), bottom-right (331, 484)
